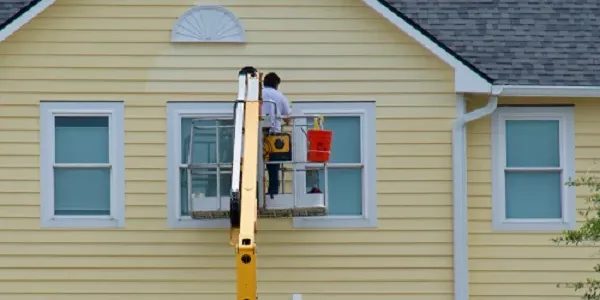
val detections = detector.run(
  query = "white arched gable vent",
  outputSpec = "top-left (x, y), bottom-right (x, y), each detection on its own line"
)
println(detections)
top-left (171, 5), bottom-right (246, 43)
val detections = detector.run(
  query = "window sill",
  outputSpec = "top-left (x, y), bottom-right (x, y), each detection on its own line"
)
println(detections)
top-left (293, 215), bottom-right (377, 229)
top-left (41, 215), bottom-right (124, 228)
top-left (492, 218), bottom-right (575, 232)
top-left (167, 215), bottom-right (378, 229)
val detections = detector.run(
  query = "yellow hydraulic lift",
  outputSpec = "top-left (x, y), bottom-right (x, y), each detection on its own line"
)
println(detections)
top-left (187, 66), bottom-right (333, 300)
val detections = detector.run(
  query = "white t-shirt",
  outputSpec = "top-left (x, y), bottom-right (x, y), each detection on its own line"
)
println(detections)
top-left (261, 87), bottom-right (291, 132)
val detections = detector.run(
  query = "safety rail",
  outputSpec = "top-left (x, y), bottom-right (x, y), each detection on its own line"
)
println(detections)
top-left (184, 114), bottom-right (330, 219)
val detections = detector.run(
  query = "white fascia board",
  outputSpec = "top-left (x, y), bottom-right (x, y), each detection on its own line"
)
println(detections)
top-left (361, 0), bottom-right (492, 94)
top-left (498, 85), bottom-right (600, 97)
top-left (0, 0), bottom-right (55, 43)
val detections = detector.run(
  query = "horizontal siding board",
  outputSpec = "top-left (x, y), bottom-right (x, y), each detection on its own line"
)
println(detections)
top-left (0, 243), bottom-right (453, 256)
top-left (0, 281), bottom-right (448, 294)
top-left (0, 295), bottom-right (454, 300)
top-left (41, 6), bottom-right (380, 19)
top-left (470, 258), bottom-right (600, 272)
top-left (0, 80), bottom-right (453, 94)
top-left (0, 55), bottom-right (447, 69)
top-left (0, 255), bottom-right (453, 268)
top-left (0, 93), bottom-right (456, 105)
top-left (0, 230), bottom-right (452, 243)
top-left (1, 285), bottom-right (451, 298)
top-left (0, 268), bottom-right (453, 281)
top-left (9, 31), bottom-right (411, 43)
top-left (56, 0), bottom-right (365, 6)
top-left (29, 18), bottom-right (387, 31)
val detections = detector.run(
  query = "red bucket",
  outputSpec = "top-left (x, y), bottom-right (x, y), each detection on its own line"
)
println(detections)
top-left (307, 129), bottom-right (332, 163)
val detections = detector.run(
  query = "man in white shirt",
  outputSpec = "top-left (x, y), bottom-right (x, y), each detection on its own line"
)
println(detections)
top-left (261, 72), bottom-right (292, 197)
top-left (262, 73), bottom-right (291, 133)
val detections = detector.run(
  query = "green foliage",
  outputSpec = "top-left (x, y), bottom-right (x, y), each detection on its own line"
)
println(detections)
top-left (553, 171), bottom-right (600, 299)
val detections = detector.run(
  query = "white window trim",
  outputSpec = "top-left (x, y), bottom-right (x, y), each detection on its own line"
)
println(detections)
top-left (491, 106), bottom-right (575, 231)
top-left (40, 101), bottom-right (125, 228)
top-left (167, 102), bottom-right (233, 228)
top-left (291, 102), bottom-right (377, 228)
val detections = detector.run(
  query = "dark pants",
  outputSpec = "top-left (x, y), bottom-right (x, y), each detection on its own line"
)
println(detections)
top-left (266, 163), bottom-right (280, 196)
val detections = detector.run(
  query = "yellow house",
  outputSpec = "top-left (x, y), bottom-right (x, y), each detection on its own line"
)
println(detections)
top-left (0, 0), bottom-right (597, 299)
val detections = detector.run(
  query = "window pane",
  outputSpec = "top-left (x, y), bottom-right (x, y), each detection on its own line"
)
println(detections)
top-left (55, 116), bottom-right (109, 164)
top-left (307, 116), bottom-right (361, 164)
top-left (181, 118), bottom-right (234, 164)
top-left (306, 168), bottom-right (363, 216)
top-left (506, 120), bottom-right (559, 167)
top-left (505, 171), bottom-right (562, 219)
top-left (180, 168), bottom-right (232, 216)
top-left (54, 167), bottom-right (110, 215)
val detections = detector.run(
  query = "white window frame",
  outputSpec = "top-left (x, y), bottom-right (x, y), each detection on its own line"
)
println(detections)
top-left (40, 101), bottom-right (125, 228)
top-left (167, 102), bottom-right (233, 228)
top-left (491, 106), bottom-right (575, 231)
top-left (291, 102), bottom-right (377, 228)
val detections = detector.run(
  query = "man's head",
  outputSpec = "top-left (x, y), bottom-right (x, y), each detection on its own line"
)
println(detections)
top-left (239, 66), bottom-right (257, 76)
top-left (263, 72), bottom-right (281, 89)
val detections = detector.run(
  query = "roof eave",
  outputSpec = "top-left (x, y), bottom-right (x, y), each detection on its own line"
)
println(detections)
top-left (0, 0), bottom-right (56, 43)
top-left (361, 0), bottom-right (493, 94)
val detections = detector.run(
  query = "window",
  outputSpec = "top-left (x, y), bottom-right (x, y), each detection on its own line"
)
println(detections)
top-left (40, 102), bottom-right (125, 228)
top-left (491, 106), bottom-right (575, 231)
top-left (292, 102), bottom-right (377, 228)
top-left (167, 102), bottom-right (234, 228)
top-left (166, 101), bottom-right (377, 229)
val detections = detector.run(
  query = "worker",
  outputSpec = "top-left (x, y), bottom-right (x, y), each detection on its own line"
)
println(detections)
top-left (261, 72), bottom-right (292, 198)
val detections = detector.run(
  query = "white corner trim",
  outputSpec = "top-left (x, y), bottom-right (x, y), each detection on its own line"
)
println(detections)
top-left (39, 101), bottom-right (125, 228)
top-left (490, 106), bottom-right (576, 231)
top-left (0, 0), bottom-right (55, 43)
top-left (361, 0), bottom-right (492, 93)
top-left (289, 102), bottom-right (378, 229)
top-left (497, 85), bottom-right (600, 97)
top-left (166, 102), bottom-right (233, 229)
top-left (171, 5), bottom-right (246, 43)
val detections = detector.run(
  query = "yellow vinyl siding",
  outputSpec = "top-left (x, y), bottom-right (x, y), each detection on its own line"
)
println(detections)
top-left (467, 97), bottom-right (600, 300)
top-left (0, 0), bottom-right (455, 299)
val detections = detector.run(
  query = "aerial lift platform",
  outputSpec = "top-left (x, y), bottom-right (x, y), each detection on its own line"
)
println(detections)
top-left (183, 67), bottom-right (333, 300)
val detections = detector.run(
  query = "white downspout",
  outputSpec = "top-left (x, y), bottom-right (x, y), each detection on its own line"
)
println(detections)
top-left (452, 87), bottom-right (501, 300)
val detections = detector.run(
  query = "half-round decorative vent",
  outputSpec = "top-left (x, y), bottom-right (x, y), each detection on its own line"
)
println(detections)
top-left (171, 5), bottom-right (246, 43)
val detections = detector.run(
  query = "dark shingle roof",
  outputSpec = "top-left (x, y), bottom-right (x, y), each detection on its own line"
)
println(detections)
top-left (0, 0), bottom-right (37, 29)
top-left (384, 0), bottom-right (600, 86)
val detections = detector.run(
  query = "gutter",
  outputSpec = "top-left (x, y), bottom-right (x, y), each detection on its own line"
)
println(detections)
top-left (452, 87), bottom-right (502, 300)
top-left (496, 85), bottom-right (600, 97)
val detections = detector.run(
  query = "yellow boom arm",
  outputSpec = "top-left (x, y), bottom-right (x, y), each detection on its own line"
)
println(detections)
top-left (230, 67), bottom-right (303, 300)
top-left (230, 67), bottom-right (261, 300)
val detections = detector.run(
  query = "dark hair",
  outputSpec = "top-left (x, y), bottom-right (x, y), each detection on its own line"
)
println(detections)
top-left (239, 66), bottom-right (257, 76)
top-left (263, 72), bottom-right (281, 89)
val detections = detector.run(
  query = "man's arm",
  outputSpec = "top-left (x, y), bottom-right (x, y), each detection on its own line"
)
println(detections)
top-left (280, 94), bottom-right (292, 115)
top-left (280, 93), bottom-right (292, 125)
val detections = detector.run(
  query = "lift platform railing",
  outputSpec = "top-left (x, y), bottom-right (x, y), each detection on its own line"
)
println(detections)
top-left (257, 113), bottom-right (329, 218)
top-left (184, 113), bottom-right (330, 219)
